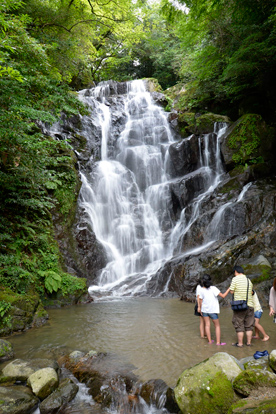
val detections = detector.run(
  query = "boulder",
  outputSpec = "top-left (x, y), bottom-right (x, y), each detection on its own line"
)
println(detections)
top-left (174, 352), bottom-right (241, 413)
top-left (39, 378), bottom-right (79, 414)
top-left (0, 385), bottom-right (39, 414)
top-left (269, 350), bottom-right (276, 372)
top-left (2, 358), bottom-right (59, 383)
top-left (0, 339), bottom-right (14, 362)
top-left (27, 367), bottom-right (59, 400)
top-left (233, 368), bottom-right (276, 397)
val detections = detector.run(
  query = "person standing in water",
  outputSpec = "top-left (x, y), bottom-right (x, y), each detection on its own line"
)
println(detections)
top-left (252, 289), bottom-right (269, 341)
top-left (198, 274), bottom-right (230, 345)
top-left (230, 265), bottom-right (254, 347)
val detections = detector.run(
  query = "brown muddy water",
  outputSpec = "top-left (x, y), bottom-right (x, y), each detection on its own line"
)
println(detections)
top-left (3, 298), bottom-right (275, 387)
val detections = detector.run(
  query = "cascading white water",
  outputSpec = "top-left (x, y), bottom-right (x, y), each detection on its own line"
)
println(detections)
top-left (77, 80), bottom-right (233, 297)
top-left (78, 80), bottom-right (176, 297)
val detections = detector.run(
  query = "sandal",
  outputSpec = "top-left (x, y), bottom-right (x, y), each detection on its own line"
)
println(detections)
top-left (232, 342), bottom-right (243, 347)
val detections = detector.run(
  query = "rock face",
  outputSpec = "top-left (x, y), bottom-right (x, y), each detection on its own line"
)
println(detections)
top-left (44, 79), bottom-right (276, 301)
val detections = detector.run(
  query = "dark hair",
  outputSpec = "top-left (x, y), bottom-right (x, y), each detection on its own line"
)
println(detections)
top-left (233, 265), bottom-right (244, 274)
top-left (273, 278), bottom-right (276, 291)
top-left (202, 273), bottom-right (212, 289)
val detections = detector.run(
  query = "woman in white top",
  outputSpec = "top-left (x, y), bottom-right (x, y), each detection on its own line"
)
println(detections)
top-left (198, 274), bottom-right (230, 345)
top-left (252, 289), bottom-right (269, 341)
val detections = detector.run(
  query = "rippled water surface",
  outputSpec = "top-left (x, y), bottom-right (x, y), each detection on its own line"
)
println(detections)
top-left (5, 298), bottom-right (274, 387)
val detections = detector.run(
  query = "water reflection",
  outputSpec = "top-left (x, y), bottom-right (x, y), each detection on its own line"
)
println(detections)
top-left (3, 298), bottom-right (273, 387)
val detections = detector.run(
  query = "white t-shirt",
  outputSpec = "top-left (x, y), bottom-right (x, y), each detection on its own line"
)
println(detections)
top-left (196, 285), bottom-right (203, 299)
top-left (199, 286), bottom-right (220, 314)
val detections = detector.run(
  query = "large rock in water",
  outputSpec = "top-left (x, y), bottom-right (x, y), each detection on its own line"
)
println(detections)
top-left (174, 352), bottom-right (241, 414)
top-left (27, 367), bottom-right (59, 400)
top-left (1, 358), bottom-right (59, 383)
top-left (39, 378), bottom-right (79, 414)
top-left (0, 385), bottom-right (39, 414)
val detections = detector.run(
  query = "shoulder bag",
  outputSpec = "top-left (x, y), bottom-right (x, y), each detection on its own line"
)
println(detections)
top-left (230, 278), bottom-right (249, 311)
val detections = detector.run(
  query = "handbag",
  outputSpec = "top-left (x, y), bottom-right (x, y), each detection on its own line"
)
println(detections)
top-left (230, 278), bottom-right (249, 311)
top-left (194, 302), bottom-right (201, 316)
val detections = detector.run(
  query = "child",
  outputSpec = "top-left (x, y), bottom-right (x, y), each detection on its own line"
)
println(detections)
top-left (198, 274), bottom-right (230, 345)
top-left (252, 289), bottom-right (269, 341)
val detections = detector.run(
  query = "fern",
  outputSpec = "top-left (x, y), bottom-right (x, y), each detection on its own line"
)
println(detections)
top-left (39, 270), bottom-right (62, 293)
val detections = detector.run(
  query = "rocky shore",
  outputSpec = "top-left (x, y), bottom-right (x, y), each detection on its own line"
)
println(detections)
top-left (1, 338), bottom-right (276, 413)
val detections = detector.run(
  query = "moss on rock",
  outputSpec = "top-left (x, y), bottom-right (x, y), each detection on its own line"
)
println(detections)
top-left (177, 112), bottom-right (230, 137)
top-left (220, 114), bottom-right (275, 169)
top-left (175, 353), bottom-right (239, 413)
top-left (233, 369), bottom-right (276, 397)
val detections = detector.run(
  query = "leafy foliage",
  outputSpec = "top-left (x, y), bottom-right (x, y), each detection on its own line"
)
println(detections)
top-left (160, 0), bottom-right (276, 121)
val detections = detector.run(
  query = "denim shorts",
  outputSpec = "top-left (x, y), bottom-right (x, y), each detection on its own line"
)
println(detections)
top-left (202, 312), bottom-right (219, 320)
top-left (254, 310), bottom-right (263, 319)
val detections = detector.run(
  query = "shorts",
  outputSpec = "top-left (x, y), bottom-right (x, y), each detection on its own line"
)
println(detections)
top-left (202, 312), bottom-right (219, 320)
top-left (254, 310), bottom-right (263, 319)
top-left (232, 306), bottom-right (255, 332)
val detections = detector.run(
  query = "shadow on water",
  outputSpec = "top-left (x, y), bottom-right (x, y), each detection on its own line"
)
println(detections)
top-left (3, 298), bottom-right (274, 388)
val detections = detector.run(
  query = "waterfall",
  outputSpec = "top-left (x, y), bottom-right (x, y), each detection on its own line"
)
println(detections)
top-left (78, 80), bottom-right (175, 297)
top-left (75, 80), bottom-right (238, 298)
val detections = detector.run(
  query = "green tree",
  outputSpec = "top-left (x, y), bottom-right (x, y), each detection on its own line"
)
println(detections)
top-left (160, 0), bottom-right (276, 120)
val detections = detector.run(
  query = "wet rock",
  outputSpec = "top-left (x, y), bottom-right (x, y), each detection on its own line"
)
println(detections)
top-left (59, 351), bottom-right (138, 402)
top-left (0, 339), bottom-right (14, 362)
top-left (0, 385), bottom-right (39, 414)
top-left (139, 379), bottom-right (179, 412)
top-left (168, 134), bottom-right (199, 177)
top-left (27, 367), bottom-right (59, 400)
top-left (2, 358), bottom-right (59, 383)
top-left (39, 378), bottom-right (79, 414)
top-left (174, 352), bottom-right (240, 414)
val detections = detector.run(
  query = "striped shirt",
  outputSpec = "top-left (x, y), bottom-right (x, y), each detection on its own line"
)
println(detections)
top-left (229, 274), bottom-right (254, 307)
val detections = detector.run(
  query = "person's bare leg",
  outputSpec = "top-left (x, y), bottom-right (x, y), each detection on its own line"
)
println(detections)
top-left (204, 316), bottom-right (212, 343)
top-left (255, 318), bottom-right (269, 341)
top-left (237, 331), bottom-right (244, 346)
top-left (246, 330), bottom-right (253, 346)
top-left (252, 320), bottom-right (260, 339)
top-left (213, 318), bottom-right (221, 344)
top-left (199, 316), bottom-right (206, 338)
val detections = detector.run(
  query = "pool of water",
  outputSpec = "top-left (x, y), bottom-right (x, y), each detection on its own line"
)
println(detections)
top-left (3, 298), bottom-right (274, 387)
